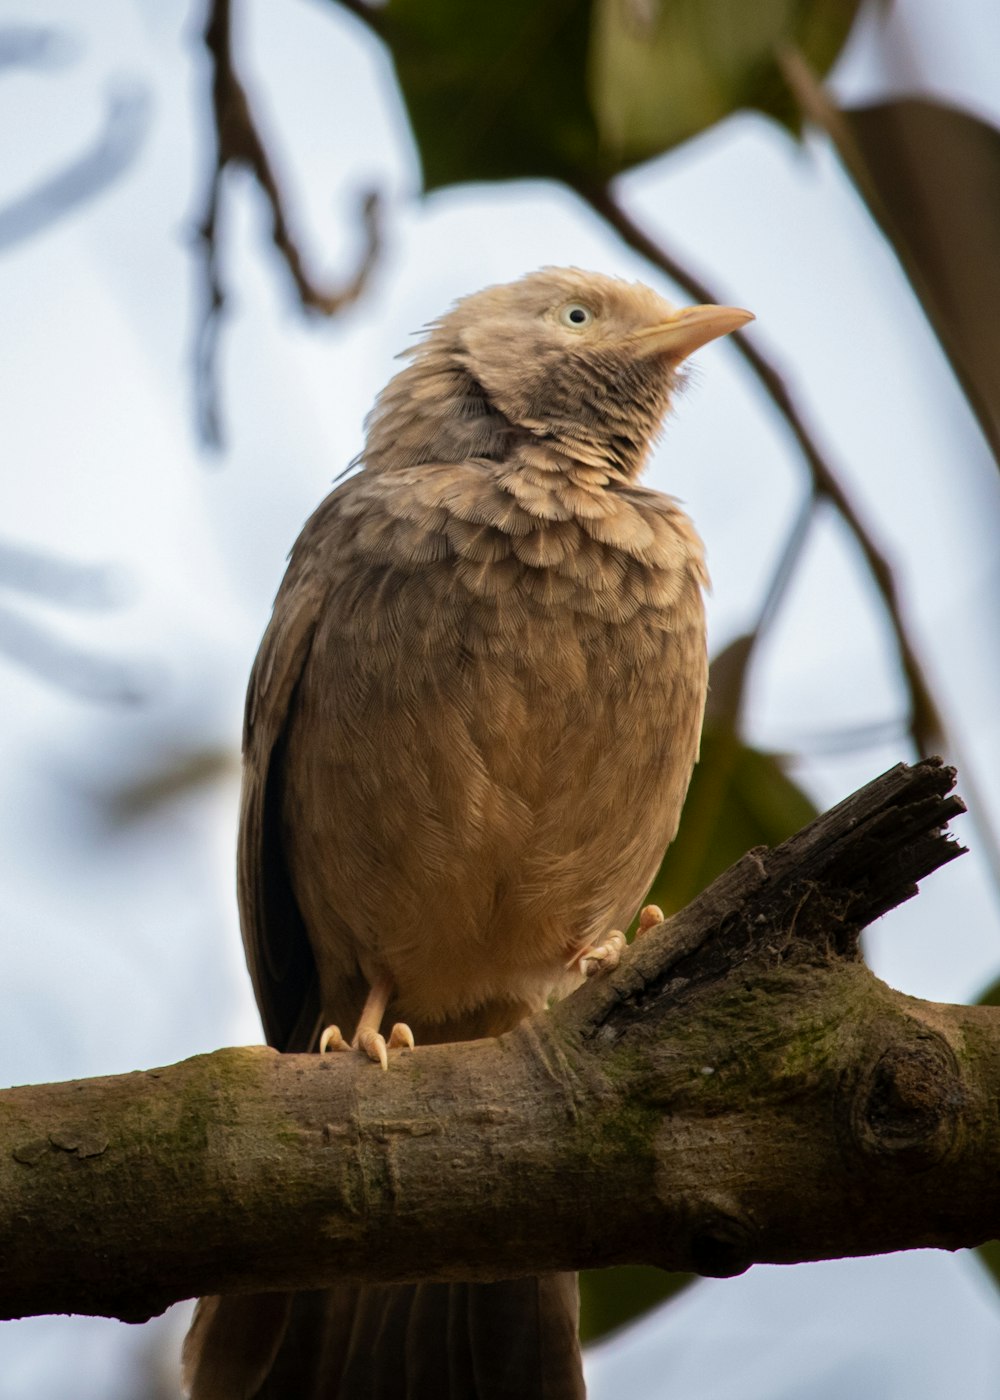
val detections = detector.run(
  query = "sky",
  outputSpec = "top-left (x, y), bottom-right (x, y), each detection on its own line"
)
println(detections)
top-left (0, 0), bottom-right (999, 1395)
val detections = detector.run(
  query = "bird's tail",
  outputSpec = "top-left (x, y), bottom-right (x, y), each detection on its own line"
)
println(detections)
top-left (183, 1275), bottom-right (585, 1400)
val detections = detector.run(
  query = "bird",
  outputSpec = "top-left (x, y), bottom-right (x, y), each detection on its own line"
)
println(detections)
top-left (182, 267), bottom-right (752, 1400)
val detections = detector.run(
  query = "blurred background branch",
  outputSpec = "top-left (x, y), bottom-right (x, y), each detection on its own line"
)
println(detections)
top-left (195, 0), bottom-right (383, 446)
top-left (0, 83), bottom-right (150, 252)
top-left (572, 178), bottom-right (942, 756)
top-left (0, 540), bottom-right (146, 705)
top-left (0, 24), bottom-right (75, 73)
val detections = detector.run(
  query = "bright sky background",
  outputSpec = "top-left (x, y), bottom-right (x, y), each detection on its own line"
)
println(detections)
top-left (1, 0), bottom-right (999, 1395)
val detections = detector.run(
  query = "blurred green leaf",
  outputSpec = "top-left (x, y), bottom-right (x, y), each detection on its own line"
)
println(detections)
top-left (382, 0), bottom-right (601, 189)
top-left (378, 0), bottom-right (863, 190)
top-left (579, 1264), bottom-right (693, 1344)
top-left (589, 0), bottom-right (862, 167)
top-left (977, 974), bottom-right (1000, 1008)
top-left (976, 1242), bottom-right (1000, 1292)
top-left (838, 100), bottom-right (1000, 470)
top-left (645, 721), bottom-right (818, 917)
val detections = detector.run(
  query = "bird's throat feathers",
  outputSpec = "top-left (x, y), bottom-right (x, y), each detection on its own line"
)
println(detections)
top-left (361, 324), bottom-right (681, 482)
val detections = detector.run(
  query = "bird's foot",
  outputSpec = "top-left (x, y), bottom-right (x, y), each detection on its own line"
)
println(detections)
top-left (356, 1021), bottom-right (415, 1071)
top-left (569, 905), bottom-right (665, 978)
top-left (319, 979), bottom-right (414, 1070)
top-left (319, 1015), bottom-right (414, 1070)
top-left (578, 930), bottom-right (626, 977)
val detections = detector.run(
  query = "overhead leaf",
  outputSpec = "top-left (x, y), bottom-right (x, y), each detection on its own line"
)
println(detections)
top-left (589, 0), bottom-right (863, 167)
top-left (579, 1264), bottom-right (693, 1344)
top-left (374, 0), bottom-right (864, 190)
top-left (838, 99), bottom-right (1000, 470)
top-left (380, 0), bottom-right (600, 190)
top-left (644, 722), bottom-right (818, 917)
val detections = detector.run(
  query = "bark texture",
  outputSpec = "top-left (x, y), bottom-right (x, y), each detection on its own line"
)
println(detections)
top-left (2, 758), bottom-right (993, 1327)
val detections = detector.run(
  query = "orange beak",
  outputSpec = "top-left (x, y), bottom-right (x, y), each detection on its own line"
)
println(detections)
top-left (632, 304), bottom-right (754, 360)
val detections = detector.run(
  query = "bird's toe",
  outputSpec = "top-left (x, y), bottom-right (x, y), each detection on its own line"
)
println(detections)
top-left (387, 1022), bottom-right (415, 1051)
top-left (357, 1028), bottom-right (389, 1071)
top-left (636, 904), bottom-right (665, 939)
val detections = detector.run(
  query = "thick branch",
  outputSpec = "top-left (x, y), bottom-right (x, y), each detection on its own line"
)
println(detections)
top-left (2, 759), bottom-right (987, 1327)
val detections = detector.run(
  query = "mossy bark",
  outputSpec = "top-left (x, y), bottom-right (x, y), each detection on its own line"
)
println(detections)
top-left (2, 758), bottom-right (995, 1326)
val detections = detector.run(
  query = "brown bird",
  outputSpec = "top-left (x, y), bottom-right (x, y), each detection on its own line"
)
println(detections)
top-left (182, 268), bottom-right (752, 1400)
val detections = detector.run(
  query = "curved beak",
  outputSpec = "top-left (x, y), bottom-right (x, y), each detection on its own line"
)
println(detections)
top-left (633, 304), bottom-right (754, 361)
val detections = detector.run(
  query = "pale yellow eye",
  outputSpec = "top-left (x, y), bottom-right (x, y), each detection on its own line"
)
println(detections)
top-left (558, 303), bottom-right (594, 329)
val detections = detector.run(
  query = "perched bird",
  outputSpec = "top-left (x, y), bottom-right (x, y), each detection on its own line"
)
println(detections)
top-left (182, 268), bottom-right (752, 1400)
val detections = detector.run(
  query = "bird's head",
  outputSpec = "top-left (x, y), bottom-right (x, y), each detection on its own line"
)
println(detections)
top-left (364, 268), bottom-right (752, 478)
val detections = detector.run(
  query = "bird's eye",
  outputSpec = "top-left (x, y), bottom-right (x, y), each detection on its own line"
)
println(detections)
top-left (558, 303), bottom-right (594, 329)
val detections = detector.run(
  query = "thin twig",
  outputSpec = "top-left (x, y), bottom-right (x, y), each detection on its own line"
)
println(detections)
top-left (193, 154), bottom-right (225, 448)
top-left (195, 0), bottom-right (383, 447)
top-left (752, 489), bottom-right (817, 647)
top-left (574, 177), bottom-right (942, 755)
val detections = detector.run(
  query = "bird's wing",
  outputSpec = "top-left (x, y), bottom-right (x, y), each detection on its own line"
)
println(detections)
top-left (238, 541), bottom-right (331, 1053)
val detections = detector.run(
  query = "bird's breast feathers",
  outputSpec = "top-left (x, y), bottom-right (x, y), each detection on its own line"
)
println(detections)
top-left (330, 449), bottom-right (707, 629)
top-left (278, 453), bottom-right (708, 1027)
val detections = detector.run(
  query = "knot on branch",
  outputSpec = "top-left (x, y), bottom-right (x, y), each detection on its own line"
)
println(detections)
top-left (849, 1026), bottom-right (964, 1170)
top-left (686, 1201), bottom-right (755, 1279)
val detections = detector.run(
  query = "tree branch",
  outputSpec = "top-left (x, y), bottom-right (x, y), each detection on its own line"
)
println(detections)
top-left (194, 0), bottom-right (383, 447)
top-left (1, 759), bottom-right (983, 1327)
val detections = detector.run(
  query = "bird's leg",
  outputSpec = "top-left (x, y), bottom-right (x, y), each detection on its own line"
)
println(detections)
top-left (319, 976), bottom-right (414, 1070)
top-left (569, 904), bottom-right (665, 978)
top-left (355, 977), bottom-right (416, 1069)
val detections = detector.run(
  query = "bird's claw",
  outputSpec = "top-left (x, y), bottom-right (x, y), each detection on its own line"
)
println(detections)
top-left (388, 1021), bottom-right (415, 1051)
top-left (357, 1028), bottom-right (389, 1071)
top-left (319, 1024), bottom-right (350, 1054)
